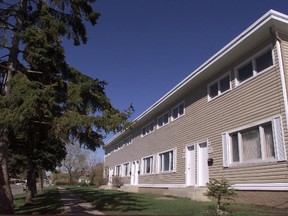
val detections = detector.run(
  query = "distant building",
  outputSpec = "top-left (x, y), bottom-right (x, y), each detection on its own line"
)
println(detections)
top-left (104, 10), bottom-right (288, 206)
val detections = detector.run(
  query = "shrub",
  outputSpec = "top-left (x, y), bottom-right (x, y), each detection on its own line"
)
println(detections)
top-left (112, 176), bottom-right (123, 188)
top-left (203, 178), bottom-right (237, 216)
top-left (78, 182), bottom-right (88, 187)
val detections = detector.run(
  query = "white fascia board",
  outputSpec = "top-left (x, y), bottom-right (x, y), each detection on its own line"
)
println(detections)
top-left (233, 183), bottom-right (288, 191)
top-left (106, 10), bottom-right (288, 146)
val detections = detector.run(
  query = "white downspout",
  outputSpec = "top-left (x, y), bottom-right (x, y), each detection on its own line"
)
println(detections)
top-left (275, 34), bottom-right (288, 129)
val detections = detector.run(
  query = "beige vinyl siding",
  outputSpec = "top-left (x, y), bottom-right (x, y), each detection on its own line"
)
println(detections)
top-left (105, 37), bottom-right (288, 186)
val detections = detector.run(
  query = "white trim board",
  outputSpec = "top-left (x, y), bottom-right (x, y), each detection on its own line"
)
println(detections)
top-left (138, 184), bottom-right (186, 188)
top-left (233, 183), bottom-right (288, 191)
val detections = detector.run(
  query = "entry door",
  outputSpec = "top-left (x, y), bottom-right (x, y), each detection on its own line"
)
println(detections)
top-left (130, 161), bottom-right (139, 185)
top-left (197, 142), bottom-right (209, 186)
top-left (186, 145), bottom-right (196, 186)
top-left (108, 168), bottom-right (113, 185)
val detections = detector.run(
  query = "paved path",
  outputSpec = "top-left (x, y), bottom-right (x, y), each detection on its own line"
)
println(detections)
top-left (58, 187), bottom-right (105, 215)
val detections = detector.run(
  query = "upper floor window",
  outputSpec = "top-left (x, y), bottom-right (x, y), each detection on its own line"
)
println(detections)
top-left (157, 112), bottom-right (169, 128)
top-left (208, 72), bottom-right (231, 101)
top-left (105, 146), bottom-right (113, 156)
top-left (235, 46), bottom-right (274, 86)
top-left (171, 102), bottom-right (185, 121)
top-left (124, 136), bottom-right (132, 145)
top-left (142, 121), bottom-right (155, 137)
top-left (222, 116), bottom-right (286, 167)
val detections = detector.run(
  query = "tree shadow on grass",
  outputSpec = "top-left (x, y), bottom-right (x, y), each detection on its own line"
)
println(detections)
top-left (14, 187), bottom-right (63, 214)
top-left (69, 187), bottom-right (150, 213)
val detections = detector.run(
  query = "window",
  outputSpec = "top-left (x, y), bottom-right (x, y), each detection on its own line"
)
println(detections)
top-left (235, 47), bottom-right (273, 85)
top-left (105, 146), bottom-right (113, 156)
top-left (115, 165), bottom-right (121, 176)
top-left (157, 112), bottom-right (169, 128)
top-left (158, 149), bottom-right (176, 172)
top-left (114, 136), bottom-right (132, 151)
top-left (238, 62), bottom-right (253, 83)
top-left (222, 117), bottom-right (286, 167)
top-left (123, 163), bottom-right (130, 176)
top-left (171, 102), bottom-right (185, 121)
top-left (208, 73), bottom-right (231, 100)
top-left (142, 122), bottom-right (155, 137)
top-left (143, 156), bottom-right (154, 174)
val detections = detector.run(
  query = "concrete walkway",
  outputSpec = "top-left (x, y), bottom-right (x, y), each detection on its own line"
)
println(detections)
top-left (58, 187), bottom-right (105, 215)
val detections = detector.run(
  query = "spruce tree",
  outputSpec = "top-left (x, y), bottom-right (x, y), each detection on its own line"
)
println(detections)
top-left (0, 1), bottom-right (133, 213)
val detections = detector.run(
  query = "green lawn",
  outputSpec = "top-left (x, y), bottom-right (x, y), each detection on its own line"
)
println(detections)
top-left (11, 185), bottom-right (288, 215)
top-left (14, 186), bottom-right (63, 214)
top-left (67, 186), bottom-right (288, 216)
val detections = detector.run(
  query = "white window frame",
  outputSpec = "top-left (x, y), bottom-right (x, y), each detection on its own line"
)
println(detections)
top-left (141, 155), bottom-right (155, 175)
top-left (235, 45), bottom-right (275, 87)
top-left (124, 136), bottom-right (132, 146)
top-left (171, 102), bottom-right (185, 121)
top-left (157, 148), bottom-right (177, 173)
top-left (222, 116), bottom-right (286, 167)
top-left (141, 121), bottom-right (155, 137)
top-left (115, 165), bottom-right (121, 176)
top-left (157, 111), bottom-right (169, 129)
top-left (122, 162), bottom-right (130, 177)
top-left (208, 72), bottom-right (231, 101)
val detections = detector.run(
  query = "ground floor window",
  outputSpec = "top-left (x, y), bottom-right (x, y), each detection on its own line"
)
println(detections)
top-left (123, 163), bottom-right (130, 176)
top-left (222, 116), bottom-right (286, 167)
top-left (143, 156), bottom-right (154, 174)
top-left (115, 165), bottom-right (121, 176)
top-left (158, 148), bottom-right (176, 172)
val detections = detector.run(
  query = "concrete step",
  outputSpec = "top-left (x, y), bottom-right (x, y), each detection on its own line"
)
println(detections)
top-left (164, 187), bottom-right (210, 202)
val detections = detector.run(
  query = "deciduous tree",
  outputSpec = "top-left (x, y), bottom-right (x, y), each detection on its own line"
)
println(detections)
top-left (62, 142), bottom-right (88, 184)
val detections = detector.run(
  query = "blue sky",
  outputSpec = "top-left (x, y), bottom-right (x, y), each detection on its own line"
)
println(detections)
top-left (63, 0), bottom-right (288, 159)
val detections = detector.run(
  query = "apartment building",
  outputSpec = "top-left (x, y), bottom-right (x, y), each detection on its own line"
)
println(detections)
top-left (104, 10), bottom-right (288, 206)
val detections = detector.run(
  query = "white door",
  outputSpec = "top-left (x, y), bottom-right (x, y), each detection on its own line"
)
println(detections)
top-left (186, 145), bottom-right (196, 186)
top-left (130, 161), bottom-right (139, 185)
top-left (198, 142), bottom-right (209, 186)
top-left (108, 168), bottom-right (113, 185)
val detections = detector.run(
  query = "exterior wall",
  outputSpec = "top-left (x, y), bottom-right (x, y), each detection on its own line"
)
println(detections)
top-left (105, 36), bottom-right (288, 188)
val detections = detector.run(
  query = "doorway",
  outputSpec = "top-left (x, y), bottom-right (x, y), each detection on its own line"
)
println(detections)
top-left (197, 141), bottom-right (209, 186)
top-left (130, 161), bottom-right (139, 185)
top-left (186, 145), bottom-right (196, 186)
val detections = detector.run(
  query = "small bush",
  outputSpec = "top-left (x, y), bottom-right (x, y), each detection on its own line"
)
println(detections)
top-left (54, 181), bottom-right (69, 186)
top-left (92, 177), bottom-right (108, 187)
top-left (204, 178), bottom-right (236, 216)
top-left (78, 182), bottom-right (88, 187)
top-left (112, 176), bottom-right (123, 188)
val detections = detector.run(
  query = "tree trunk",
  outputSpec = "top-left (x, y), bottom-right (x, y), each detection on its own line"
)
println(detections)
top-left (69, 170), bottom-right (73, 185)
top-left (25, 165), bottom-right (37, 204)
top-left (39, 170), bottom-right (44, 192)
top-left (0, 0), bottom-right (27, 213)
top-left (0, 128), bottom-right (14, 214)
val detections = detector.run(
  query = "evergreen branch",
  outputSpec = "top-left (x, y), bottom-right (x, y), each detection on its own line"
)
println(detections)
top-left (0, 45), bottom-right (10, 50)
top-left (0, 54), bottom-right (8, 59)
top-left (31, 120), bottom-right (50, 125)
top-left (26, 69), bottom-right (43, 74)
top-left (0, 20), bottom-right (16, 29)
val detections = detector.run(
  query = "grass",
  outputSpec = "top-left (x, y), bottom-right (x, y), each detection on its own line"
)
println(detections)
top-left (14, 186), bottom-right (63, 214)
top-left (11, 185), bottom-right (288, 215)
top-left (66, 186), bottom-right (288, 216)
top-left (67, 185), bottom-right (208, 215)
